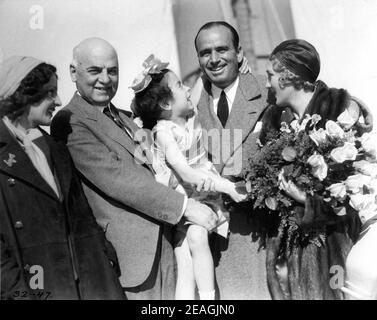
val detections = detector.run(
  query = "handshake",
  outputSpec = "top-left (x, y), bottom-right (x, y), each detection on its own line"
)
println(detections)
top-left (184, 180), bottom-right (248, 231)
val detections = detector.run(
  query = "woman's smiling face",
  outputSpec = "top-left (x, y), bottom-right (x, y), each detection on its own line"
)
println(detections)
top-left (265, 59), bottom-right (294, 107)
top-left (27, 74), bottom-right (61, 127)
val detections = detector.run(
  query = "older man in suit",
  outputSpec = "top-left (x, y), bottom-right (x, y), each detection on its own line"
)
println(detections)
top-left (194, 21), bottom-right (271, 300)
top-left (51, 37), bottom-right (219, 300)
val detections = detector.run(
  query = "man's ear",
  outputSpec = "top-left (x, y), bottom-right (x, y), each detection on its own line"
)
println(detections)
top-left (237, 46), bottom-right (244, 64)
top-left (69, 64), bottom-right (77, 82)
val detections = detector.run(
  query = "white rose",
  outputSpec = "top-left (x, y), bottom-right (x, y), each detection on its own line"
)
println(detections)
top-left (265, 197), bottom-right (278, 210)
top-left (290, 119), bottom-right (300, 132)
top-left (307, 154), bottom-right (328, 181)
top-left (349, 194), bottom-right (376, 212)
top-left (359, 133), bottom-right (377, 158)
top-left (349, 193), bottom-right (377, 223)
top-left (280, 122), bottom-right (291, 133)
top-left (330, 143), bottom-right (358, 163)
top-left (311, 114), bottom-right (322, 126)
top-left (299, 114), bottom-right (312, 131)
top-left (281, 146), bottom-right (297, 162)
top-left (325, 120), bottom-right (345, 139)
top-left (345, 174), bottom-right (372, 193)
top-left (309, 128), bottom-right (327, 146)
top-left (327, 183), bottom-right (347, 199)
top-left (337, 109), bottom-right (356, 128)
top-left (367, 178), bottom-right (377, 195)
top-left (353, 160), bottom-right (377, 178)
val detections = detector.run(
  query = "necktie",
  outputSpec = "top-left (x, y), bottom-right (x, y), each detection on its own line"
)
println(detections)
top-left (103, 106), bottom-right (155, 173)
top-left (103, 105), bottom-right (133, 138)
top-left (217, 90), bottom-right (229, 127)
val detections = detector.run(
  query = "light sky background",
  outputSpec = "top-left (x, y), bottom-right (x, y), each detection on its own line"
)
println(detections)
top-left (0, 0), bottom-right (180, 111)
top-left (291, 0), bottom-right (377, 129)
top-left (0, 0), bottom-right (376, 129)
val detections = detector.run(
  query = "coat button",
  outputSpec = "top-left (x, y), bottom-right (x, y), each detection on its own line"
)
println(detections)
top-left (7, 178), bottom-right (16, 186)
top-left (14, 221), bottom-right (24, 229)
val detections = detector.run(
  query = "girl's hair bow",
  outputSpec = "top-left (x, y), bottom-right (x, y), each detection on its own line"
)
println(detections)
top-left (129, 54), bottom-right (169, 93)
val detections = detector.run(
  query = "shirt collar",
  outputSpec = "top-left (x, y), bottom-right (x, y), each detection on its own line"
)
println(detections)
top-left (211, 76), bottom-right (239, 106)
top-left (98, 105), bottom-right (108, 113)
top-left (76, 90), bottom-right (109, 113)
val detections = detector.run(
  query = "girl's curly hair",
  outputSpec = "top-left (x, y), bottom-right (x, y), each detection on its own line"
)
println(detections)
top-left (132, 69), bottom-right (173, 130)
top-left (0, 63), bottom-right (57, 121)
top-left (270, 56), bottom-right (316, 92)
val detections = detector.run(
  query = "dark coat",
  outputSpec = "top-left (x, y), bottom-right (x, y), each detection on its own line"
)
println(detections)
top-left (260, 81), bottom-right (361, 300)
top-left (0, 120), bottom-right (125, 300)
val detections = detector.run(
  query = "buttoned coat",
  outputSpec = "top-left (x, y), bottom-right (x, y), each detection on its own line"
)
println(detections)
top-left (0, 121), bottom-right (124, 300)
top-left (197, 72), bottom-right (271, 299)
top-left (51, 93), bottom-right (185, 288)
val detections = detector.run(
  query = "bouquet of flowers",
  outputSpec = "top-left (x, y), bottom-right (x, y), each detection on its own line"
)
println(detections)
top-left (244, 111), bottom-right (377, 248)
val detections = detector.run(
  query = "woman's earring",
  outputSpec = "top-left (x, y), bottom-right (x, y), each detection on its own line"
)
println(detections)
top-left (160, 104), bottom-right (172, 111)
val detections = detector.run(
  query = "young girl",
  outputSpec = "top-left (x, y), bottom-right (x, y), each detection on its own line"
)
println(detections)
top-left (130, 55), bottom-right (246, 300)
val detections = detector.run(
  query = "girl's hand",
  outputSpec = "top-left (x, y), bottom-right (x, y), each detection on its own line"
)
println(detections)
top-left (196, 177), bottom-right (216, 192)
top-left (278, 171), bottom-right (306, 204)
top-left (228, 183), bottom-right (248, 203)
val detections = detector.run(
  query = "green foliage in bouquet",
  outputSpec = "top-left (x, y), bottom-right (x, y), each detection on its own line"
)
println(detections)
top-left (243, 113), bottom-right (376, 250)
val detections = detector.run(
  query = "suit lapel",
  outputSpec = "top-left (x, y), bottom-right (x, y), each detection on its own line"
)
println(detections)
top-left (224, 74), bottom-right (264, 161)
top-left (70, 94), bottom-right (154, 173)
top-left (71, 94), bottom-right (137, 157)
top-left (197, 78), bottom-right (223, 167)
top-left (198, 74), bottom-right (266, 171)
top-left (117, 110), bottom-right (155, 172)
top-left (197, 79), bottom-right (222, 131)
top-left (0, 121), bottom-right (60, 201)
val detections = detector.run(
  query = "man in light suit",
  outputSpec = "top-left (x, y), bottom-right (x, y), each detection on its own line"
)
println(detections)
top-left (194, 21), bottom-right (271, 299)
top-left (51, 37), bottom-right (219, 300)
top-left (194, 22), bottom-right (375, 300)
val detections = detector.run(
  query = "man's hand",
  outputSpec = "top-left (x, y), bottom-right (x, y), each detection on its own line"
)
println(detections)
top-left (351, 96), bottom-right (373, 134)
top-left (184, 198), bottom-right (219, 231)
top-left (239, 56), bottom-right (251, 74)
top-left (226, 181), bottom-right (248, 202)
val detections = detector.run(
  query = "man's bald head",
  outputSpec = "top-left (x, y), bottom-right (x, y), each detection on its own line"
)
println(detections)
top-left (70, 37), bottom-right (119, 107)
top-left (72, 37), bottom-right (118, 67)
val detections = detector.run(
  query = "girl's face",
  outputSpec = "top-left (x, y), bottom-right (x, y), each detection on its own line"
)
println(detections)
top-left (165, 71), bottom-right (193, 117)
top-left (27, 74), bottom-right (62, 127)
